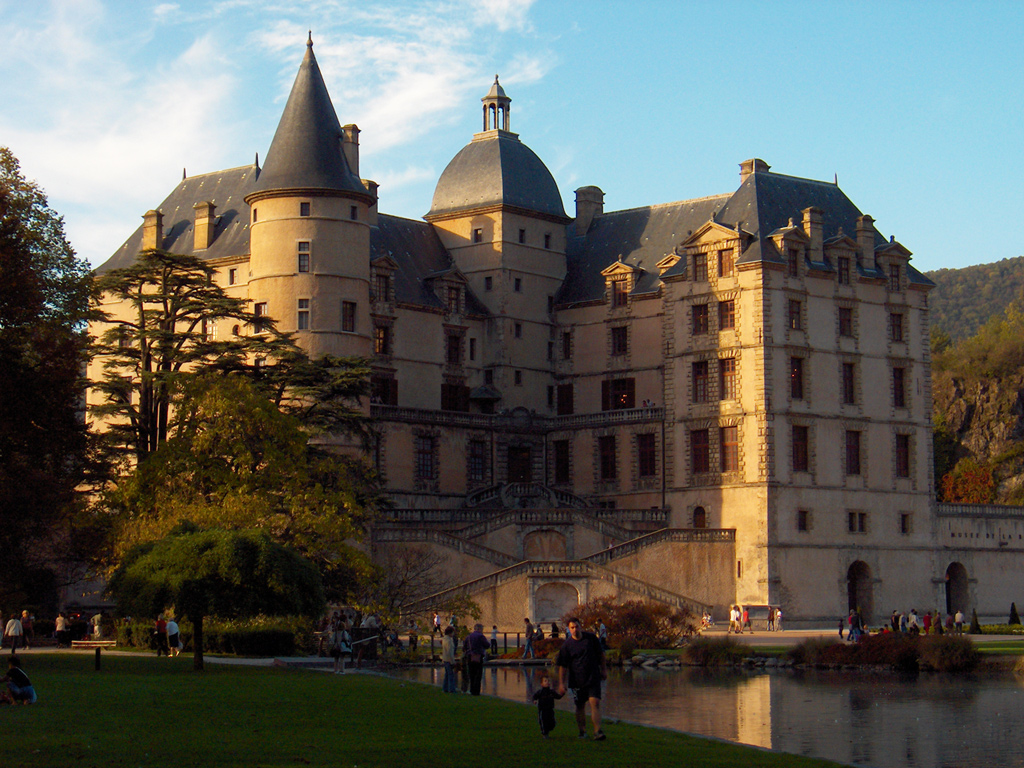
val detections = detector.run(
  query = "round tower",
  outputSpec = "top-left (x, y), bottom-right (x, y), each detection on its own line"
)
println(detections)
top-left (244, 34), bottom-right (376, 361)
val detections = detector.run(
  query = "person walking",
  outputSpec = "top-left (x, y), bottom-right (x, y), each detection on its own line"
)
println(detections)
top-left (556, 617), bottom-right (608, 741)
top-left (432, 612), bottom-right (442, 636)
top-left (20, 612), bottom-right (33, 650)
top-left (523, 618), bottom-right (535, 659)
top-left (166, 616), bottom-right (181, 657)
top-left (4, 614), bottom-right (24, 654)
top-left (463, 623), bottom-right (490, 696)
top-left (954, 609), bottom-right (964, 633)
top-left (441, 626), bottom-right (458, 693)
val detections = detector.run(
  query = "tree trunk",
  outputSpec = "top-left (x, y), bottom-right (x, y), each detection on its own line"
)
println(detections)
top-left (192, 613), bottom-right (205, 671)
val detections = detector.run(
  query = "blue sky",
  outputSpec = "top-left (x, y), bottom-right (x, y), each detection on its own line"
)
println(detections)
top-left (2, 0), bottom-right (1022, 271)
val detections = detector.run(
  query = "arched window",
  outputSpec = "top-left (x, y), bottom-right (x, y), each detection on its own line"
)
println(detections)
top-left (693, 506), bottom-right (707, 528)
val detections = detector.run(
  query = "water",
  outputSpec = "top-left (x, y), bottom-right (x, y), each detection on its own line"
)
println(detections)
top-left (391, 664), bottom-right (1024, 768)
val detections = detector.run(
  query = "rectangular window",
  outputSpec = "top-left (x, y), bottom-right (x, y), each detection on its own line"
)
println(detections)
top-left (544, 233), bottom-right (551, 249)
top-left (375, 274), bottom-right (391, 302)
top-left (514, 322), bottom-right (522, 339)
top-left (611, 279), bottom-right (628, 307)
top-left (890, 312), bottom-right (904, 342)
top-left (788, 299), bottom-right (802, 331)
top-left (296, 299), bottom-right (310, 330)
top-left (253, 302), bottom-right (268, 333)
top-left (374, 325), bottom-right (391, 355)
top-left (893, 367), bottom-right (907, 408)
top-left (638, 433), bottom-right (657, 477)
top-left (790, 357), bottom-right (804, 400)
top-left (839, 306), bottom-right (853, 337)
top-left (485, 276), bottom-right (493, 291)
top-left (693, 252), bottom-right (708, 282)
top-left (297, 241), bottom-right (310, 273)
top-left (718, 247), bottom-right (734, 278)
top-left (547, 385), bottom-right (554, 408)
top-left (601, 378), bottom-right (635, 410)
top-left (370, 375), bottom-right (398, 405)
top-left (889, 264), bottom-right (901, 291)
top-left (300, 201), bottom-right (310, 217)
top-left (228, 268), bottom-right (237, 286)
top-left (692, 304), bottom-right (709, 335)
top-left (792, 425), bottom-right (809, 472)
top-left (484, 369), bottom-right (494, 385)
top-left (611, 326), bottom-right (628, 356)
top-left (519, 228), bottom-right (526, 244)
top-left (514, 277), bottom-right (522, 292)
top-left (548, 295), bottom-right (554, 313)
top-left (797, 509), bottom-right (810, 532)
top-left (468, 440), bottom-right (487, 482)
top-left (900, 513), bottom-right (912, 535)
top-left (447, 287), bottom-right (460, 313)
top-left (562, 331), bottom-right (572, 360)
top-left (788, 248), bottom-right (800, 278)
top-left (599, 435), bottom-right (617, 481)
top-left (557, 383), bottom-right (574, 415)
top-left (691, 429), bottom-right (710, 474)
top-left (446, 334), bottom-right (462, 365)
top-left (845, 431), bottom-right (861, 475)
top-left (848, 511), bottom-right (867, 534)
top-left (896, 434), bottom-right (911, 478)
top-left (719, 358), bottom-right (737, 401)
top-left (720, 426), bottom-right (738, 472)
top-left (441, 383), bottom-right (470, 412)
top-left (341, 301), bottom-right (356, 333)
top-left (514, 370), bottom-right (523, 386)
top-left (469, 337), bottom-right (476, 361)
top-left (838, 256), bottom-right (850, 285)
top-left (414, 435), bottom-right (436, 480)
top-left (692, 360), bottom-right (709, 403)
top-left (554, 440), bottom-right (570, 483)
top-left (547, 341), bottom-right (555, 361)
top-left (350, 205), bottom-right (358, 221)
top-left (718, 300), bottom-right (735, 330)
top-left (842, 362), bottom-right (856, 404)
top-left (473, 228), bottom-right (483, 243)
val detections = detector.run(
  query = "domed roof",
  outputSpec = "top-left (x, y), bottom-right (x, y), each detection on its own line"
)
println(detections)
top-left (427, 132), bottom-right (568, 220)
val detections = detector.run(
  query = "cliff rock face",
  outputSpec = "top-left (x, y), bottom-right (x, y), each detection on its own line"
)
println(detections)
top-left (933, 371), bottom-right (1024, 502)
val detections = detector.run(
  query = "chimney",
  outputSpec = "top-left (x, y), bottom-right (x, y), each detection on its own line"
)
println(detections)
top-left (362, 179), bottom-right (379, 226)
top-left (856, 214), bottom-right (876, 271)
top-left (574, 186), bottom-right (604, 233)
top-left (739, 158), bottom-right (770, 184)
top-left (342, 124), bottom-right (360, 177)
top-left (801, 207), bottom-right (823, 263)
top-left (193, 201), bottom-right (216, 251)
top-left (142, 209), bottom-right (163, 251)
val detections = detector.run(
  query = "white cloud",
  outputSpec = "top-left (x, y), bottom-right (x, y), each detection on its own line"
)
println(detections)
top-left (470, 0), bottom-right (536, 32)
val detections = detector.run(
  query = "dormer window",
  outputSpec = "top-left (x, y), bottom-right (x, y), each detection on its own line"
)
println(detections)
top-left (718, 247), bottom-right (734, 278)
top-left (838, 256), bottom-right (850, 285)
top-left (375, 274), bottom-right (391, 302)
top-left (788, 248), bottom-right (800, 278)
top-left (693, 252), bottom-right (708, 282)
top-left (447, 286), bottom-right (461, 313)
top-left (611, 278), bottom-right (628, 308)
top-left (889, 264), bottom-right (902, 291)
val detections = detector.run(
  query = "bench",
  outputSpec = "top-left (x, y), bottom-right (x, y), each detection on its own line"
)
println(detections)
top-left (71, 640), bottom-right (117, 649)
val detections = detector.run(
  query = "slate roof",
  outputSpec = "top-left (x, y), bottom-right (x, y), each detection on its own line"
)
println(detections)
top-left (251, 39), bottom-right (367, 199)
top-left (427, 132), bottom-right (568, 221)
top-left (97, 164), bottom-right (257, 274)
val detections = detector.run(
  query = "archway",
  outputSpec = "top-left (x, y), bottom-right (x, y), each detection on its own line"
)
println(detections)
top-left (534, 582), bottom-right (579, 624)
top-left (508, 446), bottom-right (532, 482)
top-left (693, 506), bottom-right (707, 528)
top-left (523, 530), bottom-right (567, 560)
top-left (847, 561), bottom-right (873, 624)
top-left (945, 562), bottom-right (969, 615)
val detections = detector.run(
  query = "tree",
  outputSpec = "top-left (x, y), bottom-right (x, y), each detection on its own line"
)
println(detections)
top-left (106, 524), bottom-right (324, 670)
top-left (105, 375), bottom-right (382, 602)
top-left (940, 458), bottom-right (996, 504)
top-left (358, 546), bottom-right (461, 626)
top-left (1009, 602), bottom-right (1020, 626)
top-left (0, 147), bottom-right (96, 608)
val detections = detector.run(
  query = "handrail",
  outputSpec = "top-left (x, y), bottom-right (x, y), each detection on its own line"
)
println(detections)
top-left (586, 528), bottom-right (734, 565)
top-left (370, 404), bottom-right (665, 431)
top-left (371, 528), bottom-right (517, 567)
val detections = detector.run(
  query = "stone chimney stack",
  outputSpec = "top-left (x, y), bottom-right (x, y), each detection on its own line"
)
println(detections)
top-left (739, 158), bottom-right (770, 184)
top-left (856, 214), bottom-right (876, 271)
top-left (802, 206), bottom-right (823, 263)
top-left (193, 201), bottom-right (216, 251)
top-left (362, 179), bottom-right (379, 226)
top-left (342, 124), bottom-right (360, 177)
top-left (574, 186), bottom-right (604, 234)
top-left (142, 209), bottom-right (163, 251)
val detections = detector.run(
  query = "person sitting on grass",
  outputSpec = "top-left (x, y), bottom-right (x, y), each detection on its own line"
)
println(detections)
top-left (532, 675), bottom-right (564, 737)
top-left (0, 656), bottom-right (36, 705)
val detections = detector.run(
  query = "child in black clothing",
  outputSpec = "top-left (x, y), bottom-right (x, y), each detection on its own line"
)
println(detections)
top-left (532, 675), bottom-right (564, 737)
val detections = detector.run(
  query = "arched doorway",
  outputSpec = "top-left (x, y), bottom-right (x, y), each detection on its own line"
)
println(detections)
top-left (945, 562), bottom-right (969, 615)
top-left (523, 530), bottom-right (567, 560)
top-left (508, 446), bottom-right (532, 482)
top-left (693, 506), bottom-right (707, 528)
top-left (534, 582), bottom-right (579, 623)
top-left (847, 561), bottom-right (873, 624)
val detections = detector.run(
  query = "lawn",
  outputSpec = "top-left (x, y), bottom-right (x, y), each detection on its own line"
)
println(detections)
top-left (0, 652), bottom-right (843, 768)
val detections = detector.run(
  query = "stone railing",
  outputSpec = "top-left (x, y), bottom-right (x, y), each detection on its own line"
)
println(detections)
top-left (585, 528), bottom-right (735, 566)
top-left (448, 509), bottom-right (651, 543)
top-left (370, 404), bottom-right (665, 432)
top-left (546, 406), bottom-right (665, 430)
top-left (371, 528), bottom-right (517, 567)
top-left (587, 562), bottom-right (711, 613)
top-left (937, 502), bottom-right (1024, 519)
top-left (382, 507), bottom-right (668, 529)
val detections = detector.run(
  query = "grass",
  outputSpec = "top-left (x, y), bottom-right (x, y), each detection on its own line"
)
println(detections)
top-left (0, 652), bottom-right (844, 768)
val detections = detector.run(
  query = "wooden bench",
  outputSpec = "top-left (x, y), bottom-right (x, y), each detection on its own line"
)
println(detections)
top-left (71, 640), bottom-right (117, 649)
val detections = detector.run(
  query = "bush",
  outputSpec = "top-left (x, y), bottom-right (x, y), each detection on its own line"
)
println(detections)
top-left (682, 637), bottom-right (746, 666)
top-left (569, 596), bottom-right (697, 649)
top-left (787, 633), bottom-right (920, 670)
top-left (786, 638), bottom-right (839, 666)
top-left (115, 615), bottom-right (314, 656)
top-left (919, 635), bottom-right (980, 672)
top-left (1010, 602), bottom-right (1020, 625)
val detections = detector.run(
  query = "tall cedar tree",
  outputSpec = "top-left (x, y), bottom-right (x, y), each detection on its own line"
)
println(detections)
top-left (0, 147), bottom-right (95, 608)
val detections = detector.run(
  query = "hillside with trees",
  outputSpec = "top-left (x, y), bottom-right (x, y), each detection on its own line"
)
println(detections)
top-left (926, 256), bottom-right (1024, 341)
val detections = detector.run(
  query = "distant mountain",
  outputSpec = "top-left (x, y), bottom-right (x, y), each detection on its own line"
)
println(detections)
top-left (926, 256), bottom-right (1024, 340)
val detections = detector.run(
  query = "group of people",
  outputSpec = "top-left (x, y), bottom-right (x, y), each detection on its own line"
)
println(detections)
top-left (727, 605), bottom-right (782, 633)
top-left (1, 611), bottom-right (34, 652)
top-left (152, 615), bottom-right (182, 656)
top-left (842, 608), bottom-right (967, 640)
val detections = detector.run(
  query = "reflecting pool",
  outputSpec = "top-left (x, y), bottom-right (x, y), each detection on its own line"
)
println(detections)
top-left (391, 665), bottom-right (1024, 768)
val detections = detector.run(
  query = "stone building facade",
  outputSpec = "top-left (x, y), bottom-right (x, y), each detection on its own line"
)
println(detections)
top-left (90, 37), bottom-right (1023, 627)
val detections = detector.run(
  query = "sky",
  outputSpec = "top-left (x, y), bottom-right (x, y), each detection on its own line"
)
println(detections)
top-left (2, 0), bottom-right (1023, 272)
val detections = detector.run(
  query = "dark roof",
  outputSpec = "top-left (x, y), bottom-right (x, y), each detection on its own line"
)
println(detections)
top-left (96, 164), bottom-right (257, 273)
top-left (427, 132), bottom-right (568, 221)
top-left (250, 40), bottom-right (367, 198)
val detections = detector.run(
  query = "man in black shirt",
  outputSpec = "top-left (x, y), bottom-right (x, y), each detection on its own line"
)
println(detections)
top-left (556, 616), bottom-right (607, 741)
top-left (1, 655), bottom-right (36, 704)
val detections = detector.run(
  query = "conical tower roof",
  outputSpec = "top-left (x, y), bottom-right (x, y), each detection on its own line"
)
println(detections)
top-left (249, 35), bottom-right (368, 199)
